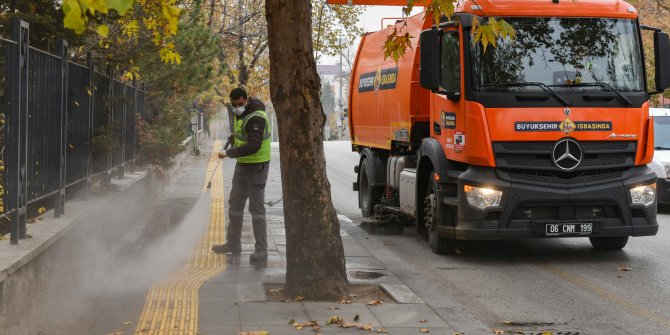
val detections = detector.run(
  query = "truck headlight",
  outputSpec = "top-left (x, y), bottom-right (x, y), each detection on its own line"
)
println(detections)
top-left (630, 183), bottom-right (656, 207)
top-left (464, 185), bottom-right (502, 209)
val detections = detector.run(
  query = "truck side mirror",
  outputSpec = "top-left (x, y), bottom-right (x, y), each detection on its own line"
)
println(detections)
top-left (420, 29), bottom-right (440, 91)
top-left (655, 31), bottom-right (670, 92)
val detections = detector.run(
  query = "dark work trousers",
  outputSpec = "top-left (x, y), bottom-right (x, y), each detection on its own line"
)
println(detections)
top-left (227, 161), bottom-right (270, 252)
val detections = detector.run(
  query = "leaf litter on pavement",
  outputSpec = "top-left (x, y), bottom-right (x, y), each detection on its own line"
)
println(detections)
top-left (326, 315), bottom-right (374, 331)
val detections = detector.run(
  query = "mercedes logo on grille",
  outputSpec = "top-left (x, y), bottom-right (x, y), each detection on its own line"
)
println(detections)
top-left (552, 138), bottom-right (583, 171)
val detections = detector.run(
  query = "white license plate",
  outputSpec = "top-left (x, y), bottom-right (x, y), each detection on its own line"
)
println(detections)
top-left (545, 223), bottom-right (593, 236)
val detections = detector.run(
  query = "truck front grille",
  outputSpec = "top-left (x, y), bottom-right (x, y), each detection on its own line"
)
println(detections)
top-left (493, 141), bottom-right (636, 187)
top-left (500, 168), bottom-right (626, 186)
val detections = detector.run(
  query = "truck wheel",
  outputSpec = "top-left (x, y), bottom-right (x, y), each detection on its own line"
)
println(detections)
top-left (589, 236), bottom-right (629, 250)
top-left (424, 177), bottom-right (455, 255)
top-left (359, 157), bottom-right (382, 217)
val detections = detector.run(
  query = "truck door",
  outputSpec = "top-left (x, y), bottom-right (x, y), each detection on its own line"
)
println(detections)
top-left (431, 27), bottom-right (466, 162)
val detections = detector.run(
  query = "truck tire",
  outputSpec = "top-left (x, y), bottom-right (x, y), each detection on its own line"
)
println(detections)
top-left (424, 175), bottom-right (455, 254)
top-left (359, 156), bottom-right (382, 217)
top-left (589, 236), bottom-right (629, 250)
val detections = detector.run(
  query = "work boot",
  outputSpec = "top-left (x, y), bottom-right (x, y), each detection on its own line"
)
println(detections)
top-left (249, 250), bottom-right (268, 263)
top-left (211, 243), bottom-right (241, 254)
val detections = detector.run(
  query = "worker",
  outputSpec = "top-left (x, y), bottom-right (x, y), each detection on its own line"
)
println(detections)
top-left (212, 87), bottom-right (271, 263)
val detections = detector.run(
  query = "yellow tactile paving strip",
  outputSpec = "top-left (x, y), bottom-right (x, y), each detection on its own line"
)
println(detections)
top-left (135, 140), bottom-right (227, 335)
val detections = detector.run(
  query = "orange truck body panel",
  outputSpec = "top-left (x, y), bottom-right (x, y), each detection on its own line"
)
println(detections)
top-left (454, 0), bottom-right (637, 19)
top-left (346, 0), bottom-right (655, 166)
top-left (327, 0), bottom-right (412, 5)
top-left (349, 14), bottom-right (431, 150)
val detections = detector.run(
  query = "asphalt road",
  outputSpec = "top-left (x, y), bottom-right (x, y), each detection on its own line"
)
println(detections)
top-left (323, 140), bottom-right (670, 335)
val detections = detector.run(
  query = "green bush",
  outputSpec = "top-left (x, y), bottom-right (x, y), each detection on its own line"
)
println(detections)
top-left (136, 108), bottom-right (189, 179)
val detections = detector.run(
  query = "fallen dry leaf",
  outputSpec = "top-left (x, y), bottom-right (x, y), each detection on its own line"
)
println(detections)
top-left (38, 207), bottom-right (46, 215)
top-left (238, 332), bottom-right (269, 335)
top-left (420, 328), bottom-right (430, 333)
top-left (361, 323), bottom-right (374, 331)
top-left (377, 328), bottom-right (388, 333)
top-left (294, 295), bottom-right (305, 302)
top-left (338, 299), bottom-right (353, 304)
top-left (326, 316), bottom-right (373, 331)
top-left (327, 316), bottom-right (344, 325)
top-left (289, 319), bottom-right (319, 330)
top-left (494, 330), bottom-right (504, 335)
top-left (328, 306), bottom-right (340, 310)
top-left (503, 320), bottom-right (512, 325)
top-left (618, 266), bottom-right (631, 272)
top-left (420, 319), bottom-right (428, 323)
top-left (367, 299), bottom-right (383, 305)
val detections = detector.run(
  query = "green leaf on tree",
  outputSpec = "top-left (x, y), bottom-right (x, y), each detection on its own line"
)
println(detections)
top-left (96, 24), bottom-right (110, 38)
top-left (105, 0), bottom-right (134, 15)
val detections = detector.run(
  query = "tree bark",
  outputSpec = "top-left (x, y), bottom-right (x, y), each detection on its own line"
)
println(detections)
top-left (237, 0), bottom-right (249, 86)
top-left (208, 0), bottom-right (216, 28)
top-left (265, 0), bottom-right (349, 300)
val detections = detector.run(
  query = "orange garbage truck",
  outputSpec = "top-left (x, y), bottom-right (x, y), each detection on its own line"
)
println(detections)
top-left (329, 0), bottom-right (670, 253)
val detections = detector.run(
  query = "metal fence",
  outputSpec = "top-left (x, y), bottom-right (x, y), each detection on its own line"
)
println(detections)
top-left (1, 18), bottom-right (147, 245)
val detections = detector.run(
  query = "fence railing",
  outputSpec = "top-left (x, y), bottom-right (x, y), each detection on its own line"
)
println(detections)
top-left (1, 18), bottom-right (147, 245)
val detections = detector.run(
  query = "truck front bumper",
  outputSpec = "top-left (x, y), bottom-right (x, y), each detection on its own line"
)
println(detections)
top-left (440, 165), bottom-right (658, 240)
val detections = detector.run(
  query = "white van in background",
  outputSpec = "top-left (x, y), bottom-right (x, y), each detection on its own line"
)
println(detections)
top-left (649, 108), bottom-right (670, 205)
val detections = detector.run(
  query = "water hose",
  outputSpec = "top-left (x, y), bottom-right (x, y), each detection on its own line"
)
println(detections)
top-left (206, 139), bottom-right (231, 189)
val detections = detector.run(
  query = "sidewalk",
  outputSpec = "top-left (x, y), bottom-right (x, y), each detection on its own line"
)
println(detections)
top-left (188, 138), bottom-right (491, 335)
top-left (85, 136), bottom-right (492, 335)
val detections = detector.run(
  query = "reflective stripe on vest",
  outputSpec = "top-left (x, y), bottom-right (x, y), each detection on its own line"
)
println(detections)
top-left (233, 110), bottom-right (272, 163)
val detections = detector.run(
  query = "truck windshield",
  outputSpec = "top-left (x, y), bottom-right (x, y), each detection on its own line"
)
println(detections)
top-left (471, 17), bottom-right (644, 93)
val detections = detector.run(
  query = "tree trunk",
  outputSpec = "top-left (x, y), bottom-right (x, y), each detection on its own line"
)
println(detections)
top-left (237, 0), bottom-right (249, 86)
top-left (208, 0), bottom-right (216, 28)
top-left (265, 0), bottom-right (349, 300)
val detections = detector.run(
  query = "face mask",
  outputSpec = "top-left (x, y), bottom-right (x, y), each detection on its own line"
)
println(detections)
top-left (232, 105), bottom-right (245, 116)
